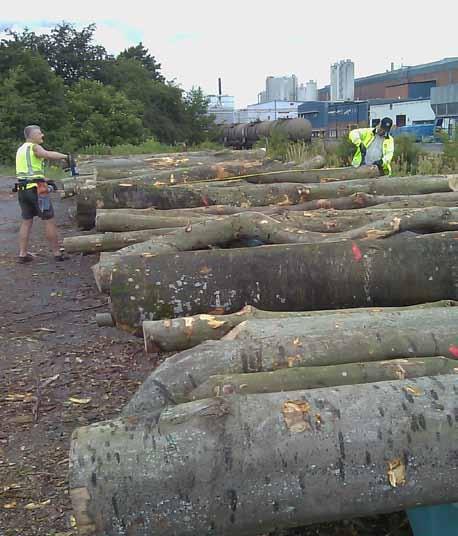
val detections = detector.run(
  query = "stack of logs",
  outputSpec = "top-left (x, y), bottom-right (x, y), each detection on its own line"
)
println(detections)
top-left (67, 149), bottom-right (458, 536)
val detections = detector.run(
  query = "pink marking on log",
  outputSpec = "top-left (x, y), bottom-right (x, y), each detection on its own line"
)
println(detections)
top-left (202, 195), bottom-right (209, 207)
top-left (449, 346), bottom-right (458, 359)
top-left (352, 243), bottom-right (362, 262)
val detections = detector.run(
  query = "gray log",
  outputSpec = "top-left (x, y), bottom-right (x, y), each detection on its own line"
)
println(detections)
top-left (69, 375), bottom-right (458, 536)
top-left (190, 357), bottom-right (458, 399)
top-left (142, 301), bottom-right (458, 352)
top-left (108, 233), bottom-right (458, 331)
top-left (125, 308), bottom-right (458, 416)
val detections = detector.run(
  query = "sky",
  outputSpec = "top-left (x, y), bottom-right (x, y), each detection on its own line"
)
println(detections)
top-left (1, 0), bottom-right (457, 108)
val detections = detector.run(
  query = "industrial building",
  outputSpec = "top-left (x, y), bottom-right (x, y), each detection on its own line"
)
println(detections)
top-left (369, 98), bottom-right (435, 128)
top-left (431, 83), bottom-right (458, 135)
top-left (298, 101), bottom-right (368, 137)
top-left (330, 60), bottom-right (355, 101)
top-left (258, 75), bottom-right (298, 103)
top-left (235, 101), bottom-right (303, 123)
top-left (207, 94), bottom-right (235, 124)
top-left (318, 57), bottom-right (458, 101)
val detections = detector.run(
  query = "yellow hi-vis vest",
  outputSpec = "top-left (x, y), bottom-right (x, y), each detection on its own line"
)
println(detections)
top-left (16, 142), bottom-right (45, 188)
top-left (349, 128), bottom-right (394, 176)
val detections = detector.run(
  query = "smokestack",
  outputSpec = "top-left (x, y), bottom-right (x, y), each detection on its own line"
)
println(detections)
top-left (218, 78), bottom-right (222, 106)
top-left (391, 62), bottom-right (394, 71)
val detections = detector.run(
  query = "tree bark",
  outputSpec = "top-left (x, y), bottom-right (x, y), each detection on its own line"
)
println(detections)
top-left (70, 375), bottom-right (458, 536)
top-left (94, 205), bottom-right (458, 234)
top-left (190, 357), bottom-right (458, 399)
top-left (95, 211), bottom-right (206, 232)
top-left (243, 164), bottom-right (379, 184)
top-left (76, 175), bottom-right (457, 229)
top-left (124, 308), bottom-right (458, 416)
top-left (142, 301), bottom-right (458, 352)
top-left (94, 175), bottom-right (456, 211)
top-left (96, 211), bottom-right (458, 296)
top-left (63, 228), bottom-right (178, 254)
top-left (96, 156), bottom-right (328, 185)
top-left (107, 232), bottom-right (458, 331)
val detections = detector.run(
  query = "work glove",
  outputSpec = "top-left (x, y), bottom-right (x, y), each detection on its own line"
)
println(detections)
top-left (373, 159), bottom-right (384, 174)
top-left (359, 142), bottom-right (367, 164)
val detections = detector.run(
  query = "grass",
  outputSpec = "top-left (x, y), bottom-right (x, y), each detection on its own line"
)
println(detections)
top-left (0, 164), bottom-right (68, 180)
top-left (79, 138), bottom-right (224, 156)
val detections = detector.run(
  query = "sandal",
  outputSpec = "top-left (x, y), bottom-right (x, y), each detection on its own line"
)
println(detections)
top-left (18, 253), bottom-right (34, 264)
top-left (54, 253), bottom-right (69, 262)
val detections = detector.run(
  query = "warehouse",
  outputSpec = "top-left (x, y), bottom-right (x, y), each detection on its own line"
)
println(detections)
top-left (318, 57), bottom-right (458, 101)
top-left (298, 100), bottom-right (368, 137)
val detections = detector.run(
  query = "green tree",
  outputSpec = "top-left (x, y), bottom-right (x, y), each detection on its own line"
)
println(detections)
top-left (0, 47), bottom-right (69, 162)
top-left (66, 80), bottom-right (145, 148)
top-left (5, 22), bottom-right (110, 84)
top-left (99, 57), bottom-right (187, 143)
top-left (183, 87), bottom-right (214, 145)
top-left (118, 42), bottom-right (164, 82)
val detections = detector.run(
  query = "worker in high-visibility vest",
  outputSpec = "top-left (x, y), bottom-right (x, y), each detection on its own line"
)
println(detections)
top-left (15, 125), bottom-right (68, 263)
top-left (349, 117), bottom-right (394, 176)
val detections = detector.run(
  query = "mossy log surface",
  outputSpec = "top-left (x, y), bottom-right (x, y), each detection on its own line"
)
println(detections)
top-left (107, 233), bottom-right (458, 329)
top-left (190, 357), bottom-right (458, 399)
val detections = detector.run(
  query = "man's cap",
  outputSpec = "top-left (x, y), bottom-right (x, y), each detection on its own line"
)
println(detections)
top-left (380, 117), bottom-right (393, 131)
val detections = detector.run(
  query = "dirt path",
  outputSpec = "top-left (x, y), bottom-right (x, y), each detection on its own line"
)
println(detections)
top-left (0, 176), bottom-right (411, 536)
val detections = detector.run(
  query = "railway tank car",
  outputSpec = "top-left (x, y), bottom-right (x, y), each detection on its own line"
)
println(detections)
top-left (222, 117), bottom-right (312, 149)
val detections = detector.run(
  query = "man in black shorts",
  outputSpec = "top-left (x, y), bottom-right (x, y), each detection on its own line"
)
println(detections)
top-left (16, 125), bottom-right (69, 263)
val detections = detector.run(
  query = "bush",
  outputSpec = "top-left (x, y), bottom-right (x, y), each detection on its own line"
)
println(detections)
top-left (392, 135), bottom-right (422, 175)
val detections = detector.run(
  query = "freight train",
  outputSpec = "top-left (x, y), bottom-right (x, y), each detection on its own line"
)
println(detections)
top-left (221, 118), bottom-right (313, 149)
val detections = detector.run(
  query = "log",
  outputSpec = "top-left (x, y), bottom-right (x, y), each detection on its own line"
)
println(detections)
top-left (94, 205), bottom-right (458, 235)
top-left (106, 232), bottom-right (458, 323)
top-left (94, 313), bottom-right (114, 327)
top-left (142, 301), bottom-right (458, 352)
top-left (95, 191), bottom-right (458, 217)
top-left (63, 228), bottom-right (179, 254)
top-left (125, 308), bottom-right (458, 415)
top-left (95, 211), bottom-right (206, 232)
top-left (242, 164), bottom-right (379, 184)
top-left (94, 174), bottom-right (456, 211)
top-left (70, 376), bottom-right (458, 536)
top-left (190, 357), bottom-right (458, 399)
top-left (76, 175), bottom-right (458, 229)
top-left (96, 156), bottom-right (328, 185)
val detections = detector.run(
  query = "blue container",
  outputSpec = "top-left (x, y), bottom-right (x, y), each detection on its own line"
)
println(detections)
top-left (407, 503), bottom-right (458, 536)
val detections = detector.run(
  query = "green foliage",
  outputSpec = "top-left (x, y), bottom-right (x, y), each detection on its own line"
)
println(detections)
top-left (80, 138), bottom-right (224, 156)
top-left (265, 129), bottom-right (290, 161)
top-left (392, 135), bottom-right (421, 175)
top-left (443, 130), bottom-right (458, 169)
top-left (5, 23), bottom-right (109, 84)
top-left (118, 42), bottom-right (164, 82)
top-left (334, 136), bottom-right (355, 166)
top-left (0, 22), bottom-right (216, 162)
top-left (0, 48), bottom-right (68, 162)
top-left (66, 80), bottom-right (145, 149)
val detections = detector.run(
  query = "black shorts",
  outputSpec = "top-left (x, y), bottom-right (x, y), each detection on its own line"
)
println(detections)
top-left (18, 188), bottom-right (54, 220)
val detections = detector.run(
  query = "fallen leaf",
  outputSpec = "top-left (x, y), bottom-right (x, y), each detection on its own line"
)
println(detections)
top-left (70, 515), bottom-right (77, 528)
top-left (5, 393), bottom-right (33, 402)
top-left (24, 499), bottom-right (51, 510)
top-left (68, 397), bottom-right (92, 405)
top-left (185, 222), bottom-right (192, 232)
top-left (387, 458), bottom-right (406, 488)
top-left (33, 327), bottom-right (56, 333)
top-left (3, 501), bottom-right (17, 509)
top-left (403, 385), bottom-right (424, 397)
top-left (41, 374), bottom-right (60, 388)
